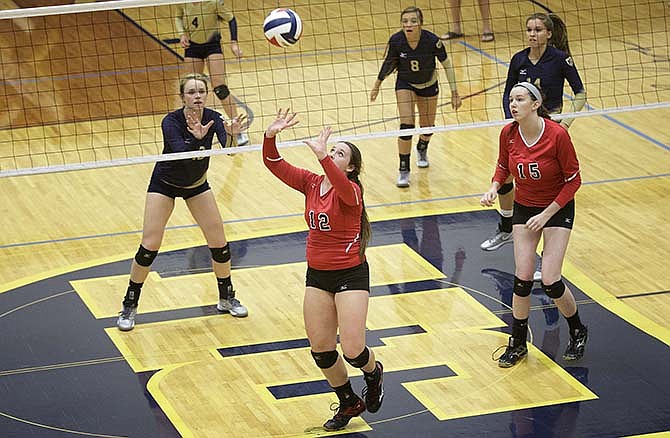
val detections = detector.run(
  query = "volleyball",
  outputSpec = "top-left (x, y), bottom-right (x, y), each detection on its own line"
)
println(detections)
top-left (263, 8), bottom-right (302, 48)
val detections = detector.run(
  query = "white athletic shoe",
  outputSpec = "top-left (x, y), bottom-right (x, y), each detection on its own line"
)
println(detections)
top-left (217, 296), bottom-right (248, 317)
top-left (117, 305), bottom-right (137, 331)
top-left (396, 170), bottom-right (410, 188)
top-left (480, 228), bottom-right (513, 251)
top-left (417, 148), bottom-right (429, 168)
top-left (533, 257), bottom-right (543, 282)
top-left (236, 133), bottom-right (249, 146)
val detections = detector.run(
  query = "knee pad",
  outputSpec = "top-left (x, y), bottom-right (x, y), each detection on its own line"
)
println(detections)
top-left (214, 84), bottom-right (230, 100)
top-left (311, 350), bottom-right (339, 369)
top-left (210, 243), bottom-right (231, 263)
top-left (134, 244), bottom-right (158, 267)
top-left (513, 276), bottom-right (533, 297)
top-left (399, 123), bottom-right (414, 141)
top-left (543, 279), bottom-right (566, 299)
top-left (344, 347), bottom-right (370, 369)
top-left (497, 182), bottom-right (514, 195)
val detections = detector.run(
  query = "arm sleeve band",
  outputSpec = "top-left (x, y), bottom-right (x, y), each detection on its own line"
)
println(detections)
top-left (228, 16), bottom-right (238, 41)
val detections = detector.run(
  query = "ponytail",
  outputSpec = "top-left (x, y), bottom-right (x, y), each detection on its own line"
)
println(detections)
top-left (526, 12), bottom-right (572, 56)
top-left (342, 141), bottom-right (372, 259)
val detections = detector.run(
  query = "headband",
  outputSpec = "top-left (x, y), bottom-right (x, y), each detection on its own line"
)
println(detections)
top-left (514, 82), bottom-right (543, 105)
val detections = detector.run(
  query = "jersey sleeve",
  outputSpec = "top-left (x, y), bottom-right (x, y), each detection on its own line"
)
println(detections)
top-left (553, 129), bottom-right (582, 207)
top-left (161, 114), bottom-right (192, 153)
top-left (262, 135), bottom-right (313, 194)
top-left (319, 156), bottom-right (361, 206)
top-left (562, 54), bottom-right (585, 95)
top-left (175, 6), bottom-right (186, 34)
top-left (377, 38), bottom-right (399, 81)
top-left (217, 0), bottom-right (234, 22)
top-left (502, 54), bottom-right (522, 119)
top-left (216, 0), bottom-right (237, 40)
top-left (435, 37), bottom-right (448, 63)
top-left (492, 124), bottom-right (513, 185)
top-left (212, 113), bottom-right (231, 148)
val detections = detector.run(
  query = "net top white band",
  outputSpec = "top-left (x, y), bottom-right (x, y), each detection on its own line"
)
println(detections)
top-left (0, 0), bottom-right (206, 20)
top-left (1, 103), bottom-right (667, 178)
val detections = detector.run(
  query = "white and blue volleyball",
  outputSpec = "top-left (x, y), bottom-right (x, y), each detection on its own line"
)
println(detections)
top-left (263, 8), bottom-right (302, 48)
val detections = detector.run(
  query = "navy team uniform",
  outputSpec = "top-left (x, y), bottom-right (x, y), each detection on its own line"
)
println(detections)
top-left (148, 108), bottom-right (231, 198)
top-left (503, 46), bottom-right (585, 117)
top-left (378, 29), bottom-right (448, 96)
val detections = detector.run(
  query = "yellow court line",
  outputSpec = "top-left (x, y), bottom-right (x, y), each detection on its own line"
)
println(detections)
top-left (0, 242), bottom-right (188, 296)
top-left (369, 202), bottom-right (490, 223)
top-left (623, 433), bottom-right (670, 438)
top-left (0, 201), bottom-right (482, 295)
top-left (146, 364), bottom-right (196, 438)
top-left (402, 328), bottom-right (597, 420)
top-left (147, 359), bottom-right (372, 438)
top-left (563, 260), bottom-right (670, 347)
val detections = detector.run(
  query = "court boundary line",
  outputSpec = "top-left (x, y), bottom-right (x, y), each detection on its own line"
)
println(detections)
top-left (1, 172), bottom-right (667, 251)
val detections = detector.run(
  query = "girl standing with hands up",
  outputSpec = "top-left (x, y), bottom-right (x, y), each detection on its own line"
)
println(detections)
top-left (263, 110), bottom-right (384, 431)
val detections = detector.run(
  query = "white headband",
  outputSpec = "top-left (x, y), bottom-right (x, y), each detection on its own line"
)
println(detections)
top-left (514, 82), bottom-right (543, 105)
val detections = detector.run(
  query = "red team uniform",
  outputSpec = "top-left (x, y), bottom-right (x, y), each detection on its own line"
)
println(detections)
top-left (262, 136), bottom-right (364, 270)
top-left (493, 119), bottom-right (581, 209)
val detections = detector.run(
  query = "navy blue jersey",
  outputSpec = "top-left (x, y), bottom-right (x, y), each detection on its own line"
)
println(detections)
top-left (153, 107), bottom-right (228, 187)
top-left (503, 46), bottom-right (585, 118)
top-left (378, 29), bottom-right (448, 86)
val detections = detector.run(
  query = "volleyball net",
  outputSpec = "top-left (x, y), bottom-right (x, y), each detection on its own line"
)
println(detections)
top-left (0, 0), bottom-right (668, 177)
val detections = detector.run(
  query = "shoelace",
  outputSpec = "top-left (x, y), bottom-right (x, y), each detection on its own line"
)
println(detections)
top-left (362, 378), bottom-right (379, 400)
top-left (491, 345), bottom-right (515, 361)
top-left (328, 400), bottom-right (362, 418)
top-left (328, 402), bottom-right (347, 420)
top-left (120, 307), bottom-right (134, 318)
top-left (491, 345), bottom-right (509, 361)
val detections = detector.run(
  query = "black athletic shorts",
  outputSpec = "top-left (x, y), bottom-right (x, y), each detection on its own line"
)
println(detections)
top-left (395, 78), bottom-right (439, 97)
top-left (148, 176), bottom-right (211, 199)
top-left (185, 33), bottom-right (223, 59)
top-left (306, 261), bottom-right (370, 293)
top-left (512, 200), bottom-right (575, 229)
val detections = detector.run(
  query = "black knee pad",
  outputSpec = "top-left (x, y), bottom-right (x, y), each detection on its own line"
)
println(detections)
top-left (399, 123), bottom-right (414, 141)
top-left (214, 84), bottom-right (230, 100)
top-left (210, 243), bottom-right (231, 263)
top-left (311, 350), bottom-right (339, 369)
top-left (497, 182), bottom-right (514, 195)
top-left (513, 276), bottom-right (533, 297)
top-left (134, 244), bottom-right (158, 267)
top-left (543, 279), bottom-right (566, 299)
top-left (344, 347), bottom-right (370, 369)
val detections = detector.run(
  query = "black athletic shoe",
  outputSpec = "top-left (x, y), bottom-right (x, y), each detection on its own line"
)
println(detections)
top-left (323, 396), bottom-right (366, 431)
top-left (563, 326), bottom-right (588, 361)
top-left (495, 337), bottom-right (528, 368)
top-left (362, 361), bottom-right (384, 413)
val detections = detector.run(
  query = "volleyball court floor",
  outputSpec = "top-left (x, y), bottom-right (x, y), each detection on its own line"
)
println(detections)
top-left (0, 209), bottom-right (668, 437)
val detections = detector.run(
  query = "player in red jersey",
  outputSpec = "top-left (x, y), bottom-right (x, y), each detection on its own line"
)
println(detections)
top-left (481, 13), bottom-right (586, 269)
top-left (481, 83), bottom-right (588, 368)
top-left (263, 109), bottom-right (384, 431)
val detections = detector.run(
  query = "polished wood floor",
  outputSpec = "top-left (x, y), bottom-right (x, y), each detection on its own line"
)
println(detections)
top-left (0, 0), bottom-right (668, 437)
